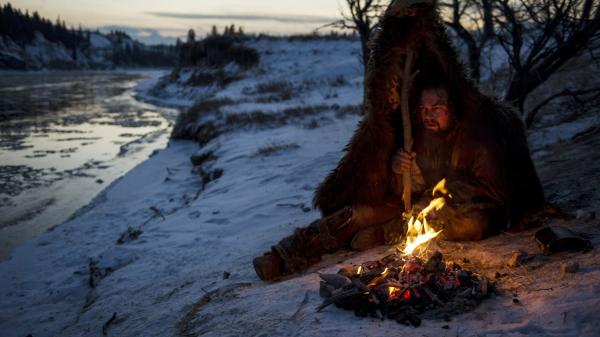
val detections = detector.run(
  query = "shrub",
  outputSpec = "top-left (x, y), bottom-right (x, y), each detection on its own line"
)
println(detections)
top-left (178, 35), bottom-right (259, 69)
top-left (254, 143), bottom-right (300, 157)
top-left (171, 98), bottom-right (233, 139)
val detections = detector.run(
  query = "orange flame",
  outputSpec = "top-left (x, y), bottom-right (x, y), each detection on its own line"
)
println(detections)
top-left (402, 179), bottom-right (448, 255)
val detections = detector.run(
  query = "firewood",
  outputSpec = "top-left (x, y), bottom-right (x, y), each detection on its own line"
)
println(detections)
top-left (317, 251), bottom-right (494, 324)
top-left (316, 287), bottom-right (362, 312)
top-left (319, 281), bottom-right (335, 298)
top-left (318, 273), bottom-right (351, 289)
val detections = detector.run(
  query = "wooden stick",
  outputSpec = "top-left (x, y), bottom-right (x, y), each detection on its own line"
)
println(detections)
top-left (401, 49), bottom-right (415, 212)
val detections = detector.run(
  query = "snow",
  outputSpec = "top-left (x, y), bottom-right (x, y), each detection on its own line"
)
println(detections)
top-left (1, 37), bottom-right (600, 337)
top-left (528, 115), bottom-right (600, 157)
top-left (90, 33), bottom-right (112, 49)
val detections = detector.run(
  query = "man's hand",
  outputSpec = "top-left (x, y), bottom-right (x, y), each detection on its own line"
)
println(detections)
top-left (391, 150), bottom-right (416, 174)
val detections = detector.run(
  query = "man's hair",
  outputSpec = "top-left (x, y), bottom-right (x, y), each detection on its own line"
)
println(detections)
top-left (411, 68), bottom-right (462, 120)
top-left (419, 79), bottom-right (450, 101)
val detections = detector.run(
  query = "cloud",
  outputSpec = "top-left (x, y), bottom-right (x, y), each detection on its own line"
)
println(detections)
top-left (146, 12), bottom-right (338, 24)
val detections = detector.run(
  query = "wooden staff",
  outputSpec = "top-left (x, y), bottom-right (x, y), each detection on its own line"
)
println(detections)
top-left (401, 49), bottom-right (415, 213)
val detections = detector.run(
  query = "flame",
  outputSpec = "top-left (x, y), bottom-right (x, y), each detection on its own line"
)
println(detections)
top-left (432, 178), bottom-right (448, 196)
top-left (402, 179), bottom-right (448, 255)
top-left (356, 265), bottom-right (362, 275)
top-left (388, 286), bottom-right (400, 299)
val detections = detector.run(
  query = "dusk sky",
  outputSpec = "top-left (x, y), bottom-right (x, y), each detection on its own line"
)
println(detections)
top-left (10, 0), bottom-right (346, 44)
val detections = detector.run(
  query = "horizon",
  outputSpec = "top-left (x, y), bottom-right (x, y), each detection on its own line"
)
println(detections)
top-left (8, 0), bottom-right (346, 45)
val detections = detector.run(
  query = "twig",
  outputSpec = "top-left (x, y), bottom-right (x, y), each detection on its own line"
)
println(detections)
top-left (526, 86), bottom-right (600, 127)
top-left (532, 287), bottom-right (554, 291)
top-left (290, 291), bottom-right (310, 321)
top-left (150, 206), bottom-right (166, 220)
top-left (102, 312), bottom-right (117, 336)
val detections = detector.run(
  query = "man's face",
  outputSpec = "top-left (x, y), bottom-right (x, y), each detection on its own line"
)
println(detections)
top-left (417, 88), bottom-right (452, 132)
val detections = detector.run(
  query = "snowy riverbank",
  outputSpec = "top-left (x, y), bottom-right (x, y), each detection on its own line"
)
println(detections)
top-left (1, 38), bottom-right (599, 337)
top-left (0, 70), bottom-right (178, 261)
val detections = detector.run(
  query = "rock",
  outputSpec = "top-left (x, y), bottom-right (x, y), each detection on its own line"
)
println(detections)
top-left (561, 261), bottom-right (579, 273)
top-left (507, 250), bottom-right (528, 267)
top-left (318, 273), bottom-right (351, 289)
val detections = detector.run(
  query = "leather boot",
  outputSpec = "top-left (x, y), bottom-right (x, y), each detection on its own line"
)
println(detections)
top-left (252, 252), bottom-right (283, 281)
top-left (253, 207), bottom-right (354, 281)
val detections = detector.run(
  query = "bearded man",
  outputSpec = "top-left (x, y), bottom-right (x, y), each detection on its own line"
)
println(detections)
top-left (253, 0), bottom-right (547, 281)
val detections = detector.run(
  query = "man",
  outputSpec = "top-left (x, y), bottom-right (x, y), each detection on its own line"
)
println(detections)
top-left (253, 0), bottom-right (546, 281)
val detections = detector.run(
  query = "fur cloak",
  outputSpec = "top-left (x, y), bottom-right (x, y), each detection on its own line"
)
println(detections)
top-left (313, 1), bottom-right (545, 229)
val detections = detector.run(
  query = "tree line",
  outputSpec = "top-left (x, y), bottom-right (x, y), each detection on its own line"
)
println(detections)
top-left (0, 2), bottom-right (176, 68)
top-left (0, 2), bottom-right (90, 54)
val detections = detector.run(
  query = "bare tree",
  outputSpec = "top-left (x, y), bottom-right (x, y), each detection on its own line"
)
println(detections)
top-left (438, 0), bottom-right (495, 82)
top-left (494, 0), bottom-right (600, 122)
top-left (324, 0), bottom-right (387, 71)
top-left (439, 0), bottom-right (600, 127)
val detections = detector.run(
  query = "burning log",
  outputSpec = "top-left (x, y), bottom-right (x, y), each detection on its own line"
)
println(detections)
top-left (318, 251), bottom-right (493, 325)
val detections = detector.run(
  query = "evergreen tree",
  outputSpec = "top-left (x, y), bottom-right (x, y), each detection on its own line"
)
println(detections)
top-left (187, 28), bottom-right (195, 43)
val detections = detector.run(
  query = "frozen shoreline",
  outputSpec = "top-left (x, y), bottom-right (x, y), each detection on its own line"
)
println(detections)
top-left (0, 70), bottom-right (178, 261)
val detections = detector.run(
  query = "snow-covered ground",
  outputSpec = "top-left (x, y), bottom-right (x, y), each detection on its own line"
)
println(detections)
top-left (1, 37), bottom-right (599, 337)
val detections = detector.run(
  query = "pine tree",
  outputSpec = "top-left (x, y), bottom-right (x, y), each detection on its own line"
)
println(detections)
top-left (187, 28), bottom-right (195, 43)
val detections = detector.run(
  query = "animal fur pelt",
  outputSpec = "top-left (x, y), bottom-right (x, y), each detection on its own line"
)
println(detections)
top-left (313, 1), bottom-right (545, 229)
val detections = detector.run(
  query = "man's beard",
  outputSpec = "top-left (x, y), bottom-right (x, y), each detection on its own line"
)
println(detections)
top-left (420, 128), bottom-right (452, 172)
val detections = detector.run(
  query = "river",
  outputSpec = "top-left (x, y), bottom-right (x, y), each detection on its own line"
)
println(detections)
top-left (0, 70), bottom-right (178, 260)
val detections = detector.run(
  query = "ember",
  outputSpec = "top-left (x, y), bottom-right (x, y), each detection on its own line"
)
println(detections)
top-left (318, 179), bottom-right (493, 325)
top-left (318, 251), bottom-right (492, 326)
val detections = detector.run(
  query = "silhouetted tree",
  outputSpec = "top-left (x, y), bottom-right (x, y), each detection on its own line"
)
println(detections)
top-left (187, 28), bottom-right (196, 43)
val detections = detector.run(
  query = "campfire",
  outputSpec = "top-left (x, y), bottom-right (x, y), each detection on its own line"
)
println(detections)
top-left (318, 179), bottom-right (492, 326)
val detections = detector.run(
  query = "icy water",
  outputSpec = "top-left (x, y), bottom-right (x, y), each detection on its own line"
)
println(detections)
top-left (0, 71), bottom-right (177, 260)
